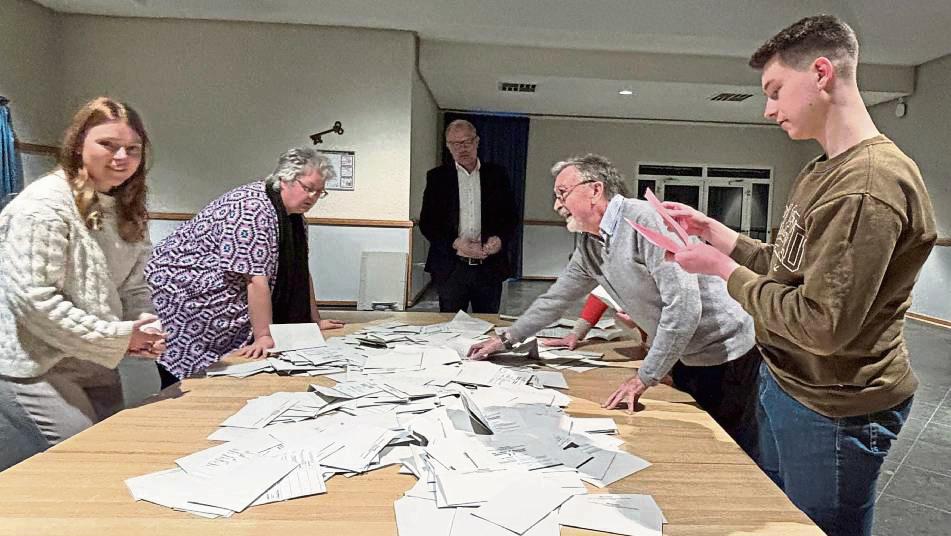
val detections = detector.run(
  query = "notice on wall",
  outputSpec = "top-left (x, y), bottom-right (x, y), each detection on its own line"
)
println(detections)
top-left (322, 150), bottom-right (355, 191)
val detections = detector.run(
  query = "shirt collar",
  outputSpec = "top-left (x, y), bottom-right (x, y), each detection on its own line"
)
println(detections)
top-left (455, 159), bottom-right (481, 176)
top-left (599, 194), bottom-right (625, 240)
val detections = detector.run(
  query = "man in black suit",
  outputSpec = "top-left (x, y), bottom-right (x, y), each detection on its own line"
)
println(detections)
top-left (419, 119), bottom-right (519, 313)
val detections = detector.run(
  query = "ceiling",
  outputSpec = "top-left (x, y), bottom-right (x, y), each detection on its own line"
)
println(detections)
top-left (34, 0), bottom-right (951, 124)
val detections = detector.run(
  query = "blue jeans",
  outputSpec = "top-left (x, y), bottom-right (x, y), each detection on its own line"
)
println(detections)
top-left (757, 362), bottom-right (911, 536)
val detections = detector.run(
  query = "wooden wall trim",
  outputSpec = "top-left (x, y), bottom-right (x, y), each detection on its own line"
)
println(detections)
top-left (936, 237), bottom-right (951, 247)
top-left (15, 141), bottom-right (59, 156)
top-left (523, 220), bottom-right (564, 227)
top-left (906, 311), bottom-right (951, 330)
top-left (520, 275), bottom-right (558, 281)
top-left (149, 212), bottom-right (414, 229)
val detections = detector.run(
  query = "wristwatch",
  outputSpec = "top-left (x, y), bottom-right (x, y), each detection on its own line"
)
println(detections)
top-left (500, 331), bottom-right (516, 351)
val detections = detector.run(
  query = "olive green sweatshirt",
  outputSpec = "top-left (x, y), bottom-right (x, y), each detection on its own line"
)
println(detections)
top-left (727, 135), bottom-right (937, 418)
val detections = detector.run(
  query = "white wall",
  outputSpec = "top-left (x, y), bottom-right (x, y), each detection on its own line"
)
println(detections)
top-left (57, 15), bottom-right (416, 222)
top-left (409, 68), bottom-right (440, 300)
top-left (0, 0), bottom-right (62, 145)
top-left (521, 116), bottom-right (816, 276)
top-left (870, 54), bottom-right (951, 321)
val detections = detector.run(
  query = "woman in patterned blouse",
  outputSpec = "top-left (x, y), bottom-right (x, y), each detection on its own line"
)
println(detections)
top-left (145, 147), bottom-right (343, 387)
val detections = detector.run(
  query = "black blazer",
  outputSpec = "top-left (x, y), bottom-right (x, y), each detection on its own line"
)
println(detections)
top-left (419, 162), bottom-right (519, 282)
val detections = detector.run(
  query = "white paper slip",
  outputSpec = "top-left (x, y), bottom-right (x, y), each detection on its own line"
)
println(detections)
top-left (176, 434), bottom-right (282, 477)
top-left (571, 417), bottom-right (619, 434)
top-left (451, 508), bottom-right (558, 536)
top-left (394, 496), bottom-right (457, 536)
top-left (447, 310), bottom-right (495, 334)
top-left (187, 456), bottom-right (298, 513)
top-left (270, 323), bottom-right (327, 351)
top-left (558, 493), bottom-right (664, 536)
top-left (219, 397), bottom-right (298, 429)
top-left (579, 449), bottom-right (652, 487)
top-left (590, 285), bottom-right (621, 311)
top-left (125, 468), bottom-right (235, 518)
top-left (471, 476), bottom-right (573, 534)
top-left (251, 450), bottom-right (326, 505)
top-left (206, 360), bottom-right (273, 377)
top-left (532, 370), bottom-right (568, 389)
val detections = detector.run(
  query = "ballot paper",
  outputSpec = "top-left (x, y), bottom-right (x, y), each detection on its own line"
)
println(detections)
top-left (470, 475), bottom-right (573, 534)
top-left (269, 323), bottom-right (327, 351)
top-left (558, 493), bottom-right (666, 536)
top-left (645, 187), bottom-right (691, 245)
top-left (447, 310), bottom-right (495, 335)
top-left (130, 314), bottom-right (668, 529)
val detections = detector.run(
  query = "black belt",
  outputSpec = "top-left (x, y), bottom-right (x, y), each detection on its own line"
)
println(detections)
top-left (459, 256), bottom-right (484, 266)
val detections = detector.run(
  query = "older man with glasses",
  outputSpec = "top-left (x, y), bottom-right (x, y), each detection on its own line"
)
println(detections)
top-left (419, 119), bottom-right (518, 314)
top-left (469, 153), bottom-right (763, 463)
top-left (145, 147), bottom-right (344, 387)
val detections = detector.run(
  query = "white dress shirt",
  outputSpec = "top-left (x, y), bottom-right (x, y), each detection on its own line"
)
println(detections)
top-left (456, 159), bottom-right (482, 242)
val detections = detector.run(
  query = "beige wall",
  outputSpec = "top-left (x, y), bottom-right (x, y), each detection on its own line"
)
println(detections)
top-left (870, 54), bottom-right (951, 320)
top-left (57, 15), bottom-right (416, 220)
top-left (409, 68), bottom-right (440, 298)
top-left (525, 117), bottom-right (817, 227)
top-left (0, 0), bottom-right (62, 144)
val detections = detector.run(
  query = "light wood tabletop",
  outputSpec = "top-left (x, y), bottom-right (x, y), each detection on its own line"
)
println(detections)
top-left (0, 311), bottom-right (823, 535)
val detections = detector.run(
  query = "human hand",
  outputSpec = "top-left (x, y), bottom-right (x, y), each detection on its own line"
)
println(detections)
top-left (318, 319), bottom-right (346, 330)
top-left (234, 335), bottom-right (275, 360)
top-left (127, 316), bottom-right (167, 359)
top-left (483, 236), bottom-right (502, 255)
top-left (660, 201), bottom-right (712, 240)
top-left (453, 238), bottom-right (488, 259)
top-left (614, 311), bottom-right (637, 329)
top-left (467, 337), bottom-right (506, 360)
top-left (666, 242), bottom-right (739, 280)
top-left (541, 333), bottom-right (580, 350)
top-left (603, 374), bottom-right (649, 414)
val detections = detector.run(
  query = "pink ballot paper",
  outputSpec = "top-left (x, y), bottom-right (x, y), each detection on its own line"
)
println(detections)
top-left (644, 188), bottom-right (692, 246)
top-left (625, 218), bottom-right (684, 253)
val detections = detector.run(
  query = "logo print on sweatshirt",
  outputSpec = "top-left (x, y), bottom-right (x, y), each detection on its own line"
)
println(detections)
top-left (774, 204), bottom-right (806, 272)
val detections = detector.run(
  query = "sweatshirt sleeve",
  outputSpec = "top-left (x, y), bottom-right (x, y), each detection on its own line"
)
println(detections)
top-left (727, 194), bottom-right (901, 356)
top-left (730, 233), bottom-right (774, 275)
top-left (2, 213), bottom-right (133, 367)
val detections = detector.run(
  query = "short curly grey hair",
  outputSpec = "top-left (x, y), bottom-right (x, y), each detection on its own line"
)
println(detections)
top-left (265, 147), bottom-right (336, 192)
top-left (550, 153), bottom-right (630, 199)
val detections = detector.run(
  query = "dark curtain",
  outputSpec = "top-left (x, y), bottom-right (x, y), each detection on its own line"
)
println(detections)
top-left (442, 112), bottom-right (529, 278)
top-left (0, 97), bottom-right (24, 212)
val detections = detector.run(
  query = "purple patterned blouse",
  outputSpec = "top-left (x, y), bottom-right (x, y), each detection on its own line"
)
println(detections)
top-left (146, 181), bottom-right (278, 379)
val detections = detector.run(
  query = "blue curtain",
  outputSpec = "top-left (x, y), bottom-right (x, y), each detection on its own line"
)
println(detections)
top-left (443, 112), bottom-right (529, 278)
top-left (0, 99), bottom-right (25, 211)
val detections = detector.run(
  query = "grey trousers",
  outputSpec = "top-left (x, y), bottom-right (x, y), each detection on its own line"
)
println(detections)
top-left (0, 358), bottom-right (123, 471)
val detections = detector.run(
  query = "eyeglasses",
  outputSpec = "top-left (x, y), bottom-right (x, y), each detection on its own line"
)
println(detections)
top-left (447, 136), bottom-right (477, 150)
top-left (554, 180), bottom-right (597, 203)
top-left (295, 179), bottom-right (329, 199)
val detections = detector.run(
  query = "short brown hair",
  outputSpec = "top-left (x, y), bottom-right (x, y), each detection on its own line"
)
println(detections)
top-left (60, 97), bottom-right (151, 242)
top-left (749, 15), bottom-right (858, 79)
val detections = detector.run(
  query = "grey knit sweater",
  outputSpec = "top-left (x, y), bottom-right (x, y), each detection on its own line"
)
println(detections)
top-left (507, 195), bottom-right (755, 386)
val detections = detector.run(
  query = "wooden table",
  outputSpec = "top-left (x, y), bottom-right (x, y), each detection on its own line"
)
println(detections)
top-left (0, 312), bottom-right (822, 535)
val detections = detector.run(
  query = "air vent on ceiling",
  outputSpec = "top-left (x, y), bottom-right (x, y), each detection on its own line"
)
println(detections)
top-left (498, 82), bottom-right (537, 93)
top-left (709, 92), bottom-right (754, 102)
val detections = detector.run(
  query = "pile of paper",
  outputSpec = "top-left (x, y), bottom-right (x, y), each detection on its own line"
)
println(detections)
top-left (207, 311), bottom-right (611, 379)
top-left (127, 351), bottom-right (664, 533)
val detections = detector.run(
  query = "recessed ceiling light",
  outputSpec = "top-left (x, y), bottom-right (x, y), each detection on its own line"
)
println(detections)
top-left (618, 89), bottom-right (634, 96)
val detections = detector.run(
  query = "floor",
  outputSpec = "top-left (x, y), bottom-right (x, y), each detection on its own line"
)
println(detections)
top-left (412, 279), bottom-right (951, 535)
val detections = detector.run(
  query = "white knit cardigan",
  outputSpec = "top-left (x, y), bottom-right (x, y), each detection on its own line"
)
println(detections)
top-left (0, 172), bottom-right (153, 378)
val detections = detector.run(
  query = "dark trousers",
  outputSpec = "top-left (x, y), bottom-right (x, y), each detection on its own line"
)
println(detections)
top-left (156, 362), bottom-right (180, 390)
top-left (435, 262), bottom-right (503, 314)
top-left (670, 346), bottom-right (762, 463)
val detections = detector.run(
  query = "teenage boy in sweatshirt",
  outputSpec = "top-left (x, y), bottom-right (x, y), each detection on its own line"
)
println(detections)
top-left (665, 15), bottom-right (936, 536)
